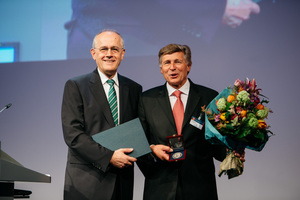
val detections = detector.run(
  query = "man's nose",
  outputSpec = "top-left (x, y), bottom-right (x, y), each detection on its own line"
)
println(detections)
top-left (106, 49), bottom-right (113, 56)
top-left (169, 62), bottom-right (176, 70)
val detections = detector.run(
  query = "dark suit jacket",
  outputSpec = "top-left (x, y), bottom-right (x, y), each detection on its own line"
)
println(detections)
top-left (61, 69), bottom-right (142, 200)
top-left (138, 79), bottom-right (226, 200)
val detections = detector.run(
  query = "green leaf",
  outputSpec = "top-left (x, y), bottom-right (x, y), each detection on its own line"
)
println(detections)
top-left (253, 131), bottom-right (265, 141)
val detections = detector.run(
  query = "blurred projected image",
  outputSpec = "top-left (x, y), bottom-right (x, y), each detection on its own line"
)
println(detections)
top-left (65, 0), bottom-right (260, 59)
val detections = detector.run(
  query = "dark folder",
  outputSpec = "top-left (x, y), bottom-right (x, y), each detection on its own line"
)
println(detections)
top-left (92, 118), bottom-right (151, 158)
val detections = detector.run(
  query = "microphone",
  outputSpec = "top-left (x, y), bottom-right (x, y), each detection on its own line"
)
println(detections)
top-left (0, 103), bottom-right (12, 113)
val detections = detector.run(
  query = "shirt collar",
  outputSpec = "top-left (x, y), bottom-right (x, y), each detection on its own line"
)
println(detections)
top-left (166, 79), bottom-right (190, 97)
top-left (97, 68), bottom-right (119, 87)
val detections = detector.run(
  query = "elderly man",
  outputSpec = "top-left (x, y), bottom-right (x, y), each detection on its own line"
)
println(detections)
top-left (138, 44), bottom-right (227, 200)
top-left (62, 30), bottom-right (142, 200)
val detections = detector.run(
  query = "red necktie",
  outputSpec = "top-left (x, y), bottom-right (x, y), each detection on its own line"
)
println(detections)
top-left (172, 90), bottom-right (184, 135)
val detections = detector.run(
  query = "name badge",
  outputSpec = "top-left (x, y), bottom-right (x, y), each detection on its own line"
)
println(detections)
top-left (190, 116), bottom-right (204, 130)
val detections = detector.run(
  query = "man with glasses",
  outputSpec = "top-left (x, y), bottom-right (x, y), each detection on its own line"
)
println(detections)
top-left (62, 30), bottom-right (142, 200)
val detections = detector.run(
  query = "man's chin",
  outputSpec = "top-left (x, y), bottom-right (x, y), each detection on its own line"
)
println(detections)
top-left (168, 82), bottom-right (180, 89)
top-left (101, 69), bottom-right (117, 78)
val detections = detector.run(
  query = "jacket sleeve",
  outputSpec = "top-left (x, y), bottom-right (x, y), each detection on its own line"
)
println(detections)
top-left (61, 79), bottom-right (114, 172)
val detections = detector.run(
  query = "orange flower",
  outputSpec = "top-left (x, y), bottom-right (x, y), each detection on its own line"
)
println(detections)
top-left (238, 87), bottom-right (244, 92)
top-left (240, 110), bottom-right (247, 117)
top-left (227, 95), bottom-right (235, 103)
top-left (257, 120), bottom-right (267, 129)
top-left (256, 104), bottom-right (264, 110)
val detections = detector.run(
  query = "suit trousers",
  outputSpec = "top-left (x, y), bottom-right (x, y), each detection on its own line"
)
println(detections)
top-left (111, 176), bottom-right (121, 200)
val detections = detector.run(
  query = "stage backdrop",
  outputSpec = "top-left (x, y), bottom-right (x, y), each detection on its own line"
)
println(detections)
top-left (1, 0), bottom-right (300, 200)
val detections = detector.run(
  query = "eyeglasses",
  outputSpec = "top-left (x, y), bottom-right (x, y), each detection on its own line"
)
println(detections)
top-left (94, 47), bottom-right (123, 54)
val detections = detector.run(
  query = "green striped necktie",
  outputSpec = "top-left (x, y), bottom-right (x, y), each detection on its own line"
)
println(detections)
top-left (107, 79), bottom-right (118, 126)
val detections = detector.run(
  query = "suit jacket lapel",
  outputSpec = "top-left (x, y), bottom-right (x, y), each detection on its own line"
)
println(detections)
top-left (183, 80), bottom-right (202, 129)
top-left (118, 74), bottom-right (129, 124)
top-left (89, 69), bottom-right (115, 127)
top-left (157, 84), bottom-right (177, 132)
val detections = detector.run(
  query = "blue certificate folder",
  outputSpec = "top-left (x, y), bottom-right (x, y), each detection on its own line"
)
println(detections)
top-left (92, 118), bottom-right (151, 158)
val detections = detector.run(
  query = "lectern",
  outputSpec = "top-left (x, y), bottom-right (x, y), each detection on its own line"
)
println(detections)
top-left (0, 143), bottom-right (51, 200)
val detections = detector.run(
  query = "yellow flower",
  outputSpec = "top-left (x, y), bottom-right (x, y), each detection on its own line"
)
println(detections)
top-left (257, 120), bottom-right (267, 129)
top-left (220, 113), bottom-right (226, 121)
top-left (220, 113), bottom-right (230, 123)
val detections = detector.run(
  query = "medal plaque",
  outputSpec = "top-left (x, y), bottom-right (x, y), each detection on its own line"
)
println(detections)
top-left (167, 135), bottom-right (186, 161)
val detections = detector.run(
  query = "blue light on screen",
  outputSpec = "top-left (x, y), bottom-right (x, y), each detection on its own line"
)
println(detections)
top-left (0, 47), bottom-right (14, 63)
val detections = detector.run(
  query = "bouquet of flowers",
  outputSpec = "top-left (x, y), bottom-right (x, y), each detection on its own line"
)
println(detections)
top-left (203, 78), bottom-right (273, 179)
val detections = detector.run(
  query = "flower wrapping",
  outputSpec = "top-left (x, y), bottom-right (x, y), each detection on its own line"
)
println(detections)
top-left (204, 78), bottom-right (272, 179)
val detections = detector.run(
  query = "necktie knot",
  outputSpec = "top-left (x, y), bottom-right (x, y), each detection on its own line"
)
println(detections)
top-left (173, 90), bottom-right (182, 99)
top-left (107, 79), bottom-right (115, 86)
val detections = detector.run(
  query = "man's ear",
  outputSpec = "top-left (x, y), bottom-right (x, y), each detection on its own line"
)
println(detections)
top-left (187, 65), bottom-right (191, 74)
top-left (121, 48), bottom-right (125, 60)
top-left (91, 48), bottom-right (96, 60)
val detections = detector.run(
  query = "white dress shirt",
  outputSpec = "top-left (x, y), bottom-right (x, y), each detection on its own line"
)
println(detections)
top-left (166, 79), bottom-right (190, 111)
top-left (98, 69), bottom-right (120, 124)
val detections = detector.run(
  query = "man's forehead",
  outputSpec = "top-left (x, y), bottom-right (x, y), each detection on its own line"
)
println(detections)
top-left (98, 44), bottom-right (120, 48)
top-left (162, 52), bottom-right (184, 60)
top-left (97, 33), bottom-right (121, 44)
top-left (97, 41), bottom-right (122, 49)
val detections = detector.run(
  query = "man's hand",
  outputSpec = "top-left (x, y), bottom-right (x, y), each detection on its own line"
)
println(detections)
top-left (110, 148), bottom-right (137, 168)
top-left (150, 144), bottom-right (173, 161)
top-left (223, 0), bottom-right (260, 28)
top-left (233, 148), bottom-right (246, 162)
